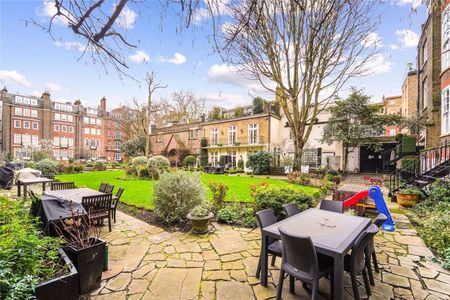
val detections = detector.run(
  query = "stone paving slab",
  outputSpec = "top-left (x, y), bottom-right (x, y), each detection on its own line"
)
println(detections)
top-left (82, 210), bottom-right (450, 300)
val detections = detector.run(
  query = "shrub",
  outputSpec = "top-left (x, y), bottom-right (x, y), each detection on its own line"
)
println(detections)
top-left (137, 166), bottom-right (150, 178)
top-left (190, 201), bottom-right (213, 218)
top-left (209, 181), bottom-right (229, 209)
top-left (237, 159), bottom-right (244, 169)
top-left (242, 207), bottom-right (258, 228)
top-left (217, 205), bottom-right (239, 224)
top-left (25, 161), bottom-right (37, 169)
top-left (247, 151), bottom-right (272, 174)
top-left (131, 156), bottom-right (148, 167)
top-left (154, 171), bottom-right (205, 225)
top-left (184, 155), bottom-right (196, 168)
top-left (254, 187), bottom-right (316, 219)
top-left (72, 162), bottom-right (84, 173)
top-left (0, 197), bottom-right (63, 299)
top-left (35, 159), bottom-right (59, 175)
top-left (147, 155), bottom-right (170, 179)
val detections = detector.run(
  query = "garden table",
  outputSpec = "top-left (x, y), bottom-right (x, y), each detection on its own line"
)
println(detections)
top-left (17, 177), bottom-right (53, 199)
top-left (40, 188), bottom-right (105, 236)
top-left (260, 208), bottom-right (371, 300)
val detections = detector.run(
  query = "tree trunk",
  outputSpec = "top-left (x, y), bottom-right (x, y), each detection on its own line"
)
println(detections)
top-left (293, 136), bottom-right (304, 171)
top-left (343, 143), bottom-right (349, 173)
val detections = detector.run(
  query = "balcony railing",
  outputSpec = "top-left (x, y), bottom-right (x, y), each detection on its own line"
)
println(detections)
top-left (206, 136), bottom-right (266, 147)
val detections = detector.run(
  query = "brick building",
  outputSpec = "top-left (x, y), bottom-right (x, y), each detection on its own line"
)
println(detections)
top-left (382, 95), bottom-right (402, 137)
top-left (401, 70), bottom-right (418, 121)
top-left (441, 0), bottom-right (450, 142)
top-left (0, 88), bottom-right (124, 161)
top-left (417, 3), bottom-right (442, 148)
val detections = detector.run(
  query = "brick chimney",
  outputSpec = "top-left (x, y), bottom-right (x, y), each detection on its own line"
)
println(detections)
top-left (1, 86), bottom-right (7, 98)
top-left (100, 96), bottom-right (106, 113)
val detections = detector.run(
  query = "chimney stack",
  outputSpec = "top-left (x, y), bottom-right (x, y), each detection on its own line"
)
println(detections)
top-left (100, 97), bottom-right (106, 113)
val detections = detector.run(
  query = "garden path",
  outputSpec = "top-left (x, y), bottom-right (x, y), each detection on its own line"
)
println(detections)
top-left (92, 211), bottom-right (450, 300)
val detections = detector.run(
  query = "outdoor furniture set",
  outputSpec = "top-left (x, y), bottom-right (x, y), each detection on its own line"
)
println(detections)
top-left (256, 201), bottom-right (387, 300)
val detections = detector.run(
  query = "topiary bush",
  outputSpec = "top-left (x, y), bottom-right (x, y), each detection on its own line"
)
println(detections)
top-left (130, 156), bottom-right (148, 167)
top-left (35, 159), bottom-right (59, 176)
top-left (154, 171), bottom-right (205, 225)
top-left (184, 155), bottom-right (196, 169)
top-left (254, 187), bottom-right (316, 220)
top-left (237, 159), bottom-right (244, 169)
top-left (147, 155), bottom-right (170, 179)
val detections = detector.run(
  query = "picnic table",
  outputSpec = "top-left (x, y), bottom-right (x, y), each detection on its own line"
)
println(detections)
top-left (39, 188), bottom-right (104, 236)
top-left (17, 177), bottom-right (53, 199)
top-left (261, 208), bottom-right (371, 300)
top-left (333, 184), bottom-right (374, 215)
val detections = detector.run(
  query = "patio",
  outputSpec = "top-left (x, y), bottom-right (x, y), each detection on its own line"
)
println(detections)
top-left (92, 211), bottom-right (449, 300)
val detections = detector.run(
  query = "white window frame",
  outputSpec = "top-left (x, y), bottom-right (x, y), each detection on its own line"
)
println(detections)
top-left (31, 110), bottom-right (38, 118)
top-left (228, 126), bottom-right (236, 145)
top-left (14, 120), bottom-right (21, 128)
top-left (23, 121), bottom-right (30, 129)
top-left (68, 126), bottom-right (74, 133)
top-left (54, 124), bottom-right (60, 132)
top-left (14, 134), bottom-right (21, 144)
top-left (23, 108), bottom-right (30, 117)
top-left (55, 113), bottom-right (61, 121)
top-left (14, 107), bottom-right (22, 115)
top-left (248, 123), bottom-right (259, 144)
top-left (442, 87), bottom-right (450, 134)
top-left (32, 122), bottom-right (38, 130)
top-left (211, 128), bottom-right (218, 146)
top-left (423, 77), bottom-right (429, 109)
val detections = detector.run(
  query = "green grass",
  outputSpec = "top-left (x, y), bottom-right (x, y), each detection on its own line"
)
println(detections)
top-left (56, 170), bottom-right (319, 210)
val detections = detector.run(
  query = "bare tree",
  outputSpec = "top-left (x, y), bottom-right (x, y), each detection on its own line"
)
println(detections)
top-left (145, 71), bottom-right (167, 156)
top-left (157, 90), bottom-right (206, 124)
top-left (216, 0), bottom-right (380, 170)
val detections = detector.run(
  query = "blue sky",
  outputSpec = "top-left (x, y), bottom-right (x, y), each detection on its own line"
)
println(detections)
top-left (0, 0), bottom-right (426, 109)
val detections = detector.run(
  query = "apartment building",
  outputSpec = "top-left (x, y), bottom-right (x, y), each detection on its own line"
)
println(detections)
top-left (382, 95), bottom-right (403, 137)
top-left (0, 87), bottom-right (124, 161)
top-left (417, 3), bottom-right (442, 148)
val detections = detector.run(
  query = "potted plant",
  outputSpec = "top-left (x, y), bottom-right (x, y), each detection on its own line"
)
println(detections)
top-left (396, 187), bottom-right (422, 207)
top-left (187, 201), bottom-right (214, 234)
top-left (55, 209), bottom-right (106, 294)
top-left (35, 249), bottom-right (79, 300)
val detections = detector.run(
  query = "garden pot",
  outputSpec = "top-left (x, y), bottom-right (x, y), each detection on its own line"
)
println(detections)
top-left (188, 212), bottom-right (214, 234)
top-left (64, 238), bottom-right (106, 294)
top-left (35, 248), bottom-right (79, 300)
top-left (396, 192), bottom-right (419, 208)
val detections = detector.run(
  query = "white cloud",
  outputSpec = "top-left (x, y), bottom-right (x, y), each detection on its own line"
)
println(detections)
top-left (128, 50), bottom-right (150, 63)
top-left (392, 0), bottom-right (422, 10)
top-left (192, 0), bottom-right (232, 24)
top-left (167, 53), bottom-right (186, 65)
top-left (207, 63), bottom-right (270, 94)
top-left (116, 6), bottom-right (137, 29)
top-left (45, 82), bottom-right (61, 92)
top-left (395, 29), bottom-right (419, 48)
top-left (0, 70), bottom-right (31, 87)
top-left (54, 41), bottom-right (89, 52)
top-left (362, 54), bottom-right (393, 76)
top-left (203, 92), bottom-right (245, 107)
top-left (390, 44), bottom-right (399, 50)
top-left (362, 32), bottom-right (383, 48)
top-left (30, 90), bottom-right (42, 97)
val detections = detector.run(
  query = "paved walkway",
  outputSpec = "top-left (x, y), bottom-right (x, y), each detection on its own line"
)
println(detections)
top-left (92, 211), bottom-right (450, 300)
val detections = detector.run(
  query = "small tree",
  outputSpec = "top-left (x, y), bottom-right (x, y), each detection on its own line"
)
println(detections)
top-left (234, 106), bottom-right (244, 118)
top-left (120, 136), bottom-right (146, 157)
top-left (200, 138), bottom-right (209, 167)
top-left (252, 97), bottom-right (265, 114)
top-left (322, 89), bottom-right (402, 171)
top-left (209, 107), bottom-right (222, 121)
top-left (183, 155), bottom-right (196, 170)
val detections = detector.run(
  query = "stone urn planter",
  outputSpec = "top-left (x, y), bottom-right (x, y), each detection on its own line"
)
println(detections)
top-left (396, 189), bottom-right (421, 207)
top-left (187, 212), bottom-right (214, 234)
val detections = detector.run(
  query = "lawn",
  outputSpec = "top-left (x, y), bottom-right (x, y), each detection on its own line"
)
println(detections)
top-left (56, 170), bottom-right (320, 210)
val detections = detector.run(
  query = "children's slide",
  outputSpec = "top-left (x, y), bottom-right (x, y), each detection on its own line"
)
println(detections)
top-left (343, 185), bottom-right (396, 232)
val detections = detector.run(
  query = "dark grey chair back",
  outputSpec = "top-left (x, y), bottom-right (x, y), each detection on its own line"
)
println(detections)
top-left (256, 209), bottom-right (278, 244)
top-left (115, 187), bottom-right (124, 200)
top-left (350, 224), bottom-right (378, 274)
top-left (51, 182), bottom-right (75, 191)
top-left (99, 182), bottom-right (107, 192)
top-left (319, 199), bottom-right (344, 213)
top-left (279, 227), bottom-right (319, 279)
top-left (82, 193), bottom-right (113, 215)
top-left (373, 213), bottom-right (387, 228)
top-left (283, 203), bottom-right (301, 218)
top-left (104, 184), bottom-right (114, 194)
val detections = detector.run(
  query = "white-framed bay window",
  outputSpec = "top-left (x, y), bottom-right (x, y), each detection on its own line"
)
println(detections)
top-left (442, 87), bottom-right (450, 135)
top-left (443, 4), bottom-right (450, 70)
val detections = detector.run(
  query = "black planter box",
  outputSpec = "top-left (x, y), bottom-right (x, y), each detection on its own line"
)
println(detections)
top-left (35, 248), bottom-right (79, 300)
top-left (64, 238), bottom-right (106, 294)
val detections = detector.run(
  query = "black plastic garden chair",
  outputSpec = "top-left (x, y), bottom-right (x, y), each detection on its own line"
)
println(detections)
top-left (111, 187), bottom-right (124, 223)
top-left (98, 182), bottom-right (107, 192)
top-left (344, 224), bottom-right (379, 300)
top-left (319, 199), bottom-right (344, 213)
top-left (82, 193), bottom-right (113, 232)
top-left (51, 181), bottom-right (75, 191)
top-left (283, 203), bottom-right (301, 218)
top-left (104, 184), bottom-right (114, 194)
top-left (255, 209), bottom-right (282, 278)
top-left (366, 213), bottom-right (387, 285)
top-left (276, 227), bottom-right (334, 300)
